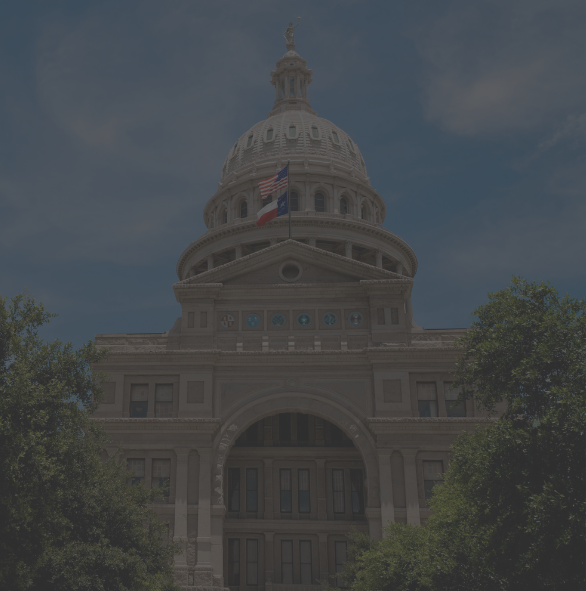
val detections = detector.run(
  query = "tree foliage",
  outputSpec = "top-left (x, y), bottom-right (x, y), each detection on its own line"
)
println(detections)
top-left (0, 293), bottom-right (178, 591)
top-left (341, 278), bottom-right (585, 591)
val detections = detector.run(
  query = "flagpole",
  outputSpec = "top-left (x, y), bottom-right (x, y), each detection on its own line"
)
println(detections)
top-left (287, 160), bottom-right (291, 240)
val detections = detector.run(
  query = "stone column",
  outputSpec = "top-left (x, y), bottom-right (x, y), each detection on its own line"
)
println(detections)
top-left (402, 450), bottom-right (420, 525)
top-left (315, 459), bottom-right (327, 520)
top-left (207, 255), bottom-right (214, 271)
top-left (194, 448), bottom-right (213, 585)
top-left (377, 452), bottom-right (394, 533)
top-left (174, 449), bottom-right (190, 585)
top-left (375, 250), bottom-right (383, 268)
top-left (264, 459), bottom-right (274, 519)
top-left (265, 531), bottom-right (275, 591)
top-left (345, 241), bottom-right (353, 259)
top-left (318, 533), bottom-right (329, 589)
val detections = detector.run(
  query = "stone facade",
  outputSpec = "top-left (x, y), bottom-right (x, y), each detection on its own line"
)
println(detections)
top-left (93, 42), bottom-right (491, 591)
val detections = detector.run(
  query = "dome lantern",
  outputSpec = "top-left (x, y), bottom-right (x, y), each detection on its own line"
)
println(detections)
top-left (268, 36), bottom-right (316, 117)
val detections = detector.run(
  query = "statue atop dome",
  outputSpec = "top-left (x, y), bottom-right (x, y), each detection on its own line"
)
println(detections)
top-left (283, 17), bottom-right (301, 49)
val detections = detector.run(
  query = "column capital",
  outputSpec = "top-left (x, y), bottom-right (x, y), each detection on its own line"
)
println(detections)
top-left (197, 448), bottom-right (213, 461)
top-left (401, 449), bottom-right (418, 462)
top-left (174, 447), bottom-right (192, 457)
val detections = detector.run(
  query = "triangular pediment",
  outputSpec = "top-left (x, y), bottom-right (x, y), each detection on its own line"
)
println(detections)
top-left (176, 240), bottom-right (411, 287)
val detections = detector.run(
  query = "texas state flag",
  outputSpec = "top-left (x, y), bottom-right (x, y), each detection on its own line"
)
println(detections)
top-left (256, 192), bottom-right (289, 227)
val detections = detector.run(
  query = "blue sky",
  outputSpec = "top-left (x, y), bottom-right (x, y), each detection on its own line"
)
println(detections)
top-left (1, 0), bottom-right (584, 346)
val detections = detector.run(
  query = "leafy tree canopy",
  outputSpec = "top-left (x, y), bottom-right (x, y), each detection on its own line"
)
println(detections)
top-left (0, 293), bottom-right (179, 591)
top-left (340, 278), bottom-right (585, 591)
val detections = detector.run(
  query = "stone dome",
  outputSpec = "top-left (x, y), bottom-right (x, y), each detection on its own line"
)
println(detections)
top-left (220, 112), bottom-right (368, 185)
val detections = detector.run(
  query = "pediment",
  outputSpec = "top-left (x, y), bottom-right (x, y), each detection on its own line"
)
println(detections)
top-left (177, 240), bottom-right (410, 287)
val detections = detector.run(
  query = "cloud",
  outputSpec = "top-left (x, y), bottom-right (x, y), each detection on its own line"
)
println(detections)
top-left (415, 0), bottom-right (585, 136)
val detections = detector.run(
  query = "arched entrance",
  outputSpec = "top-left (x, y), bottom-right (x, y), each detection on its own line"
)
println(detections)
top-left (211, 394), bottom-right (381, 590)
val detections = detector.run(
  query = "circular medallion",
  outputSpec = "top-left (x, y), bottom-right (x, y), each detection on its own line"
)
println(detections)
top-left (296, 313), bottom-right (311, 327)
top-left (246, 314), bottom-right (261, 328)
top-left (348, 312), bottom-right (364, 326)
top-left (323, 313), bottom-right (338, 327)
top-left (220, 314), bottom-right (236, 328)
top-left (271, 313), bottom-right (286, 327)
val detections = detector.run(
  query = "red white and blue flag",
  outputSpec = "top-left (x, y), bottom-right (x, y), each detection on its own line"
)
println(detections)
top-left (258, 165), bottom-right (288, 199)
top-left (256, 192), bottom-right (289, 227)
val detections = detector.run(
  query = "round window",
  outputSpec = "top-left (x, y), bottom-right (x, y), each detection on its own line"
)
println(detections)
top-left (297, 314), bottom-right (311, 327)
top-left (279, 260), bottom-right (303, 282)
top-left (348, 312), bottom-right (364, 326)
top-left (323, 313), bottom-right (338, 326)
top-left (271, 314), bottom-right (286, 327)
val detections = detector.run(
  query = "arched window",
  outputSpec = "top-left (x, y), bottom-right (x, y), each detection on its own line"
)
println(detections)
top-left (246, 135), bottom-right (253, 148)
top-left (240, 201), bottom-right (248, 218)
top-left (289, 192), bottom-right (299, 211)
top-left (222, 209), bottom-right (228, 224)
top-left (289, 77), bottom-right (295, 96)
top-left (289, 125), bottom-right (296, 138)
top-left (340, 197), bottom-right (348, 215)
top-left (315, 193), bottom-right (325, 213)
top-left (266, 128), bottom-right (273, 141)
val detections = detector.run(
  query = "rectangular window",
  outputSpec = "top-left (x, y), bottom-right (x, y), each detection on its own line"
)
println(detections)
top-left (155, 384), bottom-right (173, 418)
top-left (187, 312), bottom-right (195, 328)
top-left (200, 311), bottom-right (207, 328)
top-left (279, 413), bottom-right (291, 444)
top-left (332, 131), bottom-right (339, 144)
top-left (130, 384), bottom-right (148, 417)
top-left (312, 126), bottom-right (319, 139)
top-left (299, 540), bottom-right (312, 584)
top-left (289, 124), bottom-right (296, 138)
top-left (377, 308), bottom-right (385, 325)
top-left (281, 540), bottom-right (293, 584)
top-left (423, 460), bottom-right (443, 499)
top-left (390, 307), bottom-right (399, 324)
top-left (247, 135), bottom-right (253, 148)
top-left (127, 458), bottom-right (145, 486)
top-left (246, 468), bottom-right (258, 512)
top-left (297, 413), bottom-right (309, 443)
top-left (417, 382), bottom-right (438, 417)
top-left (228, 468), bottom-right (240, 512)
top-left (228, 539), bottom-right (240, 586)
top-left (152, 459), bottom-right (171, 501)
top-left (266, 128), bottom-right (273, 141)
top-left (332, 469), bottom-right (345, 513)
top-left (289, 77), bottom-right (295, 96)
top-left (246, 539), bottom-right (258, 585)
top-left (298, 469), bottom-right (310, 513)
top-left (444, 383), bottom-right (466, 417)
top-left (280, 469), bottom-right (292, 513)
top-left (350, 469), bottom-right (364, 515)
top-left (335, 541), bottom-right (347, 587)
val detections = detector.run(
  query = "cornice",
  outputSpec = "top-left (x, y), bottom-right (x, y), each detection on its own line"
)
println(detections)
top-left (92, 346), bottom-right (464, 369)
top-left (176, 217), bottom-right (418, 280)
top-left (92, 418), bottom-right (221, 434)
top-left (366, 417), bottom-right (495, 435)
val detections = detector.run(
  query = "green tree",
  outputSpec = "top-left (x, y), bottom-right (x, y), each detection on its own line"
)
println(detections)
top-left (342, 278), bottom-right (585, 591)
top-left (0, 293), bottom-right (178, 591)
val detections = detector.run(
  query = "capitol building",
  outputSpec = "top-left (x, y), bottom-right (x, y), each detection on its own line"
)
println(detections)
top-left (93, 34), bottom-right (490, 591)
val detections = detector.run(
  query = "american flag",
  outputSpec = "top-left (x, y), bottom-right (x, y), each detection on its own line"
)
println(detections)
top-left (258, 165), bottom-right (288, 199)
